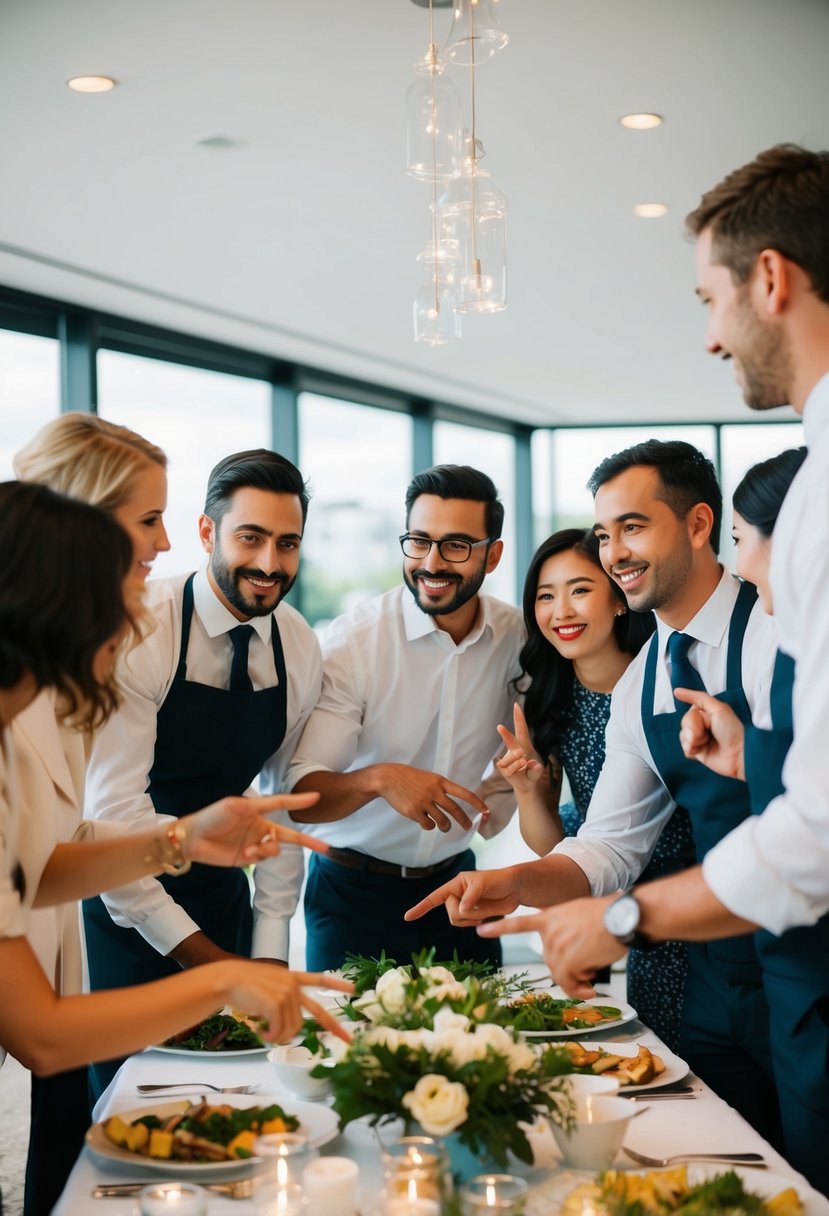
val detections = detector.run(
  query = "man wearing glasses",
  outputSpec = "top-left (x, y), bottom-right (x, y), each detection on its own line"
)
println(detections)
top-left (283, 464), bottom-right (524, 969)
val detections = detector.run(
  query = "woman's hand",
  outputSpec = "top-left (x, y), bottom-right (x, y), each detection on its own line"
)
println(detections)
top-left (181, 792), bottom-right (331, 868)
top-left (496, 703), bottom-right (547, 794)
top-left (223, 964), bottom-right (354, 1044)
top-left (676, 688), bottom-right (746, 781)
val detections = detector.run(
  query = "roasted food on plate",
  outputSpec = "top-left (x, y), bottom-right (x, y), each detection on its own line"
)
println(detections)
top-left (561, 1166), bottom-right (803, 1215)
top-left (103, 1100), bottom-right (299, 1161)
top-left (564, 1040), bottom-right (666, 1086)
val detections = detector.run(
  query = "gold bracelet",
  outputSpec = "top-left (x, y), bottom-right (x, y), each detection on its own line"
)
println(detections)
top-left (146, 823), bottom-right (192, 877)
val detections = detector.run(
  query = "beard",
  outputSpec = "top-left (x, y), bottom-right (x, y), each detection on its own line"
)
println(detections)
top-left (210, 548), bottom-right (294, 618)
top-left (614, 539), bottom-right (694, 617)
top-left (730, 291), bottom-right (795, 412)
top-left (403, 562), bottom-right (487, 618)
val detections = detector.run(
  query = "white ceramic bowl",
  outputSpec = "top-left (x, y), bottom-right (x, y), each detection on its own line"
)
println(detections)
top-left (550, 1094), bottom-right (638, 1170)
top-left (269, 1045), bottom-right (334, 1100)
top-left (564, 1072), bottom-right (621, 1100)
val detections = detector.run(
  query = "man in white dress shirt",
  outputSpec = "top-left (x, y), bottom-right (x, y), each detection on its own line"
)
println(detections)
top-left (83, 449), bottom-right (322, 1095)
top-left (408, 440), bottom-right (783, 1143)
top-left (285, 464), bottom-right (524, 970)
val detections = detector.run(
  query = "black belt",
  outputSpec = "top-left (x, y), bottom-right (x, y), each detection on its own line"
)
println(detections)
top-left (323, 847), bottom-right (463, 880)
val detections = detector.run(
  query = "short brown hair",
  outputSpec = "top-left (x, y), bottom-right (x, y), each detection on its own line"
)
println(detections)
top-left (685, 144), bottom-right (829, 303)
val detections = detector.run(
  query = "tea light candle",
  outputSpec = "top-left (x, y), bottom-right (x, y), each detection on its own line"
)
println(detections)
top-left (380, 1199), bottom-right (441, 1216)
top-left (460, 1173), bottom-right (529, 1214)
top-left (138, 1182), bottom-right (207, 1216)
top-left (301, 1156), bottom-right (359, 1215)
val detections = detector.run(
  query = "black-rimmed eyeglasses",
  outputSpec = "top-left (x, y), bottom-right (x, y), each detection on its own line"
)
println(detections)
top-left (399, 534), bottom-right (493, 563)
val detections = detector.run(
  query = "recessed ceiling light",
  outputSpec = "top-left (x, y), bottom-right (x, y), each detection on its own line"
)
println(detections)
top-left (67, 75), bottom-right (117, 93)
top-left (633, 202), bottom-right (668, 218)
top-left (619, 112), bottom-right (663, 130)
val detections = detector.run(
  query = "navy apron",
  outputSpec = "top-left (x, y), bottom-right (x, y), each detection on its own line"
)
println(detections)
top-left (84, 574), bottom-right (288, 1096)
top-left (745, 650), bottom-right (829, 1195)
top-left (641, 581), bottom-right (782, 1148)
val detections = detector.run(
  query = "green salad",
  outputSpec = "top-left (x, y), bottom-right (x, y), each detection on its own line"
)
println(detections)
top-left (506, 991), bottom-right (621, 1032)
top-left (163, 1011), bottom-right (265, 1051)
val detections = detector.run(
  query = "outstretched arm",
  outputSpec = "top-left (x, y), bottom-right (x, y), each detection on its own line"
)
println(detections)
top-left (292, 765), bottom-right (489, 832)
top-left (675, 688), bottom-right (746, 781)
top-left (404, 854), bottom-right (590, 927)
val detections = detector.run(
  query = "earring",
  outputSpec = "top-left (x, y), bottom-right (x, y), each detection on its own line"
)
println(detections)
top-left (615, 606), bottom-right (626, 616)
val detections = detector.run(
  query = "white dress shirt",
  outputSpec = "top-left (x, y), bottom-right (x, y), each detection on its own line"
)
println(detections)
top-left (282, 585), bottom-right (523, 907)
top-left (84, 565), bottom-right (322, 962)
top-left (704, 373), bottom-right (829, 934)
top-left (554, 569), bottom-right (777, 894)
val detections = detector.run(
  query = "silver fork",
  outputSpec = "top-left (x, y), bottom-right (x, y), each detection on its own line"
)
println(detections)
top-left (136, 1082), bottom-right (261, 1094)
top-left (624, 1147), bottom-right (767, 1168)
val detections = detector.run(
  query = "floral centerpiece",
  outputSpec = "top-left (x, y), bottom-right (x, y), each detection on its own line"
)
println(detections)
top-left (315, 951), bottom-right (576, 1170)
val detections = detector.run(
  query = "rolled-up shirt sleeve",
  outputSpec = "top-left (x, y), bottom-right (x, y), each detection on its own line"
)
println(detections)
top-left (552, 674), bottom-right (675, 895)
top-left (84, 607), bottom-right (198, 957)
top-left (286, 629), bottom-right (365, 790)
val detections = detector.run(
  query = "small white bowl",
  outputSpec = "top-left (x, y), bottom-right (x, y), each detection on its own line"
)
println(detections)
top-left (564, 1072), bottom-right (621, 1100)
top-left (550, 1094), bottom-right (638, 1170)
top-left (269, 1045), bottom-right (334, 1100)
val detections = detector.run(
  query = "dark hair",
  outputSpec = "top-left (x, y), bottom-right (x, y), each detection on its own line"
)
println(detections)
top-left (685, 144), bottom-right (829, 304)
top-left (517, 528), bottom-right (655, 764)
top-left (733, 446), bottom-right (807, 538)
top-left (405, 465), bottom-right (504, 540)
top-left (588, 438), bottom-right (723, 554)
top-left (0, 481), bottom-right (132, 729)
top-left (204, 449), bottom-right (310, 526)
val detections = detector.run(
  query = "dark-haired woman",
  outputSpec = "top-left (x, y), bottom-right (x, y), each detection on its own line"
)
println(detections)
top-left (497, 528), bottom-right (695, 1049)
top-left (0, 483), bottom-right (350, 1159)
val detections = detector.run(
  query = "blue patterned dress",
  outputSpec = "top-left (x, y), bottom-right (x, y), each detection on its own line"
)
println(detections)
top-left (557, 680), bottom-right (694, 1052)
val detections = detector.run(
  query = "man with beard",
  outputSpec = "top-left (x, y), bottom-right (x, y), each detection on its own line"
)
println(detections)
top-left (407, 439), bottom-right (783, 1145)
top-left (83, 449), bottom-right (322, 1096)
top-left (282, 464), bottom-right (524, 969)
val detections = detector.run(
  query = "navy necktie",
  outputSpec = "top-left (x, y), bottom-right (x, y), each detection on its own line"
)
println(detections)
top-left (668, 630), bottom-right (706, 713)
top-left (229, 625), bottom-right (254, 692)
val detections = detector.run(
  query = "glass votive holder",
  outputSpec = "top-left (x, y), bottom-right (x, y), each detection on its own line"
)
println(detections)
top-left (254, 1131), bottom-right (313, 1188)
top-left (138, 1182), bottom-right (207, 1216)
top-left (254, 1181), bottom-right (306, 1216)
top-left (377, 1181), bottom-right (442, 1216)
top-left (302, 1156), bottom-right (360, 1215)
top-left (381, 1135), bottom-right (451, 1203)
top-left (460, 1173), bottom-right (529, 1215)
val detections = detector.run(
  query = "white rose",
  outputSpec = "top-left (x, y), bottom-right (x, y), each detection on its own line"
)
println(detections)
top-left (402, 1074), bottom-right (470, 1136)
top-left (432, 1007), bottom-right (470, 1035)
top-left (364, 1026), bottom-right (403, 1052)
top-left (421, 965), bottom-right (456, 986)
top-left (471, 1022), bottom-right (515, 1056)
top-left (352, 989), bottom-right (384, 1023)
top-left (376, 967), bottom-right (410, 1014)
top-left (427, 980), bottom-right (469, 1005)
top-left (506, 1040), bottom-right (537, 1075)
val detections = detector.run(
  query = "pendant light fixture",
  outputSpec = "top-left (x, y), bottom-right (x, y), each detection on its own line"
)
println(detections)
top-left (443, 0), bottom-right (508, 65)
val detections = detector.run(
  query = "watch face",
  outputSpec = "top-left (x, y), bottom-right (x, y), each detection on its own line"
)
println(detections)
top-left (606, 894), bottom-right (640, 939)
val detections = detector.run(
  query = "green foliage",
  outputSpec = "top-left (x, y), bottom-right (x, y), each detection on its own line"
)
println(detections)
top-left (162, 1012), bottom-right (265, 1051)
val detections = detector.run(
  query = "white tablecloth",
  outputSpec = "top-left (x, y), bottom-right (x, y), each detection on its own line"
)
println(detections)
top-left (55, 967), bottom-right (829, 1215)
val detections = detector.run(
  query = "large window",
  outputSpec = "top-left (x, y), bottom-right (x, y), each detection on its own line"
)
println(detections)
top-left (98, 351), bottom-right (271, 578)
top-left (433, 420), bottom-right (517, 605)
top-left (0, 328), bottom-right (60, 477)
top-left (719, 422), bottom-right (804, 568)
top-left (298, 392), bottom-right (413, 628)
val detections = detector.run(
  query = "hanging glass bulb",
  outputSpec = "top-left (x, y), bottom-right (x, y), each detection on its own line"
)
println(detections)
top-left (405, 45), bottom-right (462, 180)
top-left (436, 139), bottom-right (507, 313)
top-left (443, 0), bottom-right (508, 66)
top-left (413, 278), bottom-right (462, 343)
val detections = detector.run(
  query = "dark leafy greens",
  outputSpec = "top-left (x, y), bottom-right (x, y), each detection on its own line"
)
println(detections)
top-left (506, 992), bottom-right (621, 1032)
top-left (163, 1012), bottom-right (265, 1051)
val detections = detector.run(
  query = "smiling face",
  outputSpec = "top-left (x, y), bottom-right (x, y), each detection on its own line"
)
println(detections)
top-left (111, 462), bottom-right (170, 587)
top-left (200, 486), bottom-right (303, 620)
top-left (695, 228), bottom-right (794, 412)
top-left (731, 509), bottom-right (773, 613)
top-left (534, 548), bottom-right (623, 666)
top-left (402, 494), bottom-right (502, 633)
top-left (593, 466), bottom-right (697, 618)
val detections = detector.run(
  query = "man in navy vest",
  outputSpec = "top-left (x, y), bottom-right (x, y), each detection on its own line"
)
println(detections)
top-left (407, 439), bottom-right (782, 1146)
top-left (83, 449), bottom-right (323, 1096)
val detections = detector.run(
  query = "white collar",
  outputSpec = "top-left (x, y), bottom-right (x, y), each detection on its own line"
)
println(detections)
top-left (402, 583), bottom-right (492, 647)
top-left (654, 566), bottom-right (738, 658)
top-left (192, 563), bottom-right (273, 644)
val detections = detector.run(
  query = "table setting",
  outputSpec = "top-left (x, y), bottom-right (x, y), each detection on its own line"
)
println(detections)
top-left (54, 960), bottom-right (829, 1215)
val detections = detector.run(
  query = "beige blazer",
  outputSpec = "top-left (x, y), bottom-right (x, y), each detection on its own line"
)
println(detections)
top-left (11, 692), bottom-right (88, 995)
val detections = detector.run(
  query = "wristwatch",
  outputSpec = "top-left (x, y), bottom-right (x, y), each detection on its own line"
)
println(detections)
top-left (603, 892), bottom-right (654, 950)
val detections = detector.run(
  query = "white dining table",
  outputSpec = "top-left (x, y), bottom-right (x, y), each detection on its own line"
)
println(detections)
top-left (55, 966), bottom-right (829, 1215)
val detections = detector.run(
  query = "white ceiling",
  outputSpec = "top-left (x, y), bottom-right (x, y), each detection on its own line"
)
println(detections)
top-left (2, 0), bottom-right (827, 428)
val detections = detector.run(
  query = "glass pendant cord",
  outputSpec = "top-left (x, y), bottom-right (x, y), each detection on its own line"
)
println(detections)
top-left (467, 0), bottom-right (482, 286)
top-left (429, 0), bottom-right (440, 316)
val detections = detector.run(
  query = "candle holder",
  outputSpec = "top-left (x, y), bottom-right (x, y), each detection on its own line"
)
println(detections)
top-left (254, 1131), bottom-right (313, 1188)
top-left (302, 1156), bottom-right (360, 1215)
top-left (382, 1135), bottom-right (451, 1203)
top-left (254, 1181), bottom-right (306, 1216)
top-left (138, 1182), bottom-right (207, 1216)
top-left (459, 1174), bottom-right (528, 1214)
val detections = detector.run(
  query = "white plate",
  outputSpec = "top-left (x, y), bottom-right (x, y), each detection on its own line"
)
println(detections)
top-left (149, 1042), bottom-right (271, 1059)
top-left (86, 1095), bottom-right (339, 1176)
top-left (538, 1164), bottom-right (829, 1216)
top-left (566, 1039), bottom-right (689, 1092)
top-left (509, 990), bottom-right (639, 1038)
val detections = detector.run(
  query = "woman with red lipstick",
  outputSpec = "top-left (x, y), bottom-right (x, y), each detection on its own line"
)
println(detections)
top-left (497, 528), bottom-right (694, 1048)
